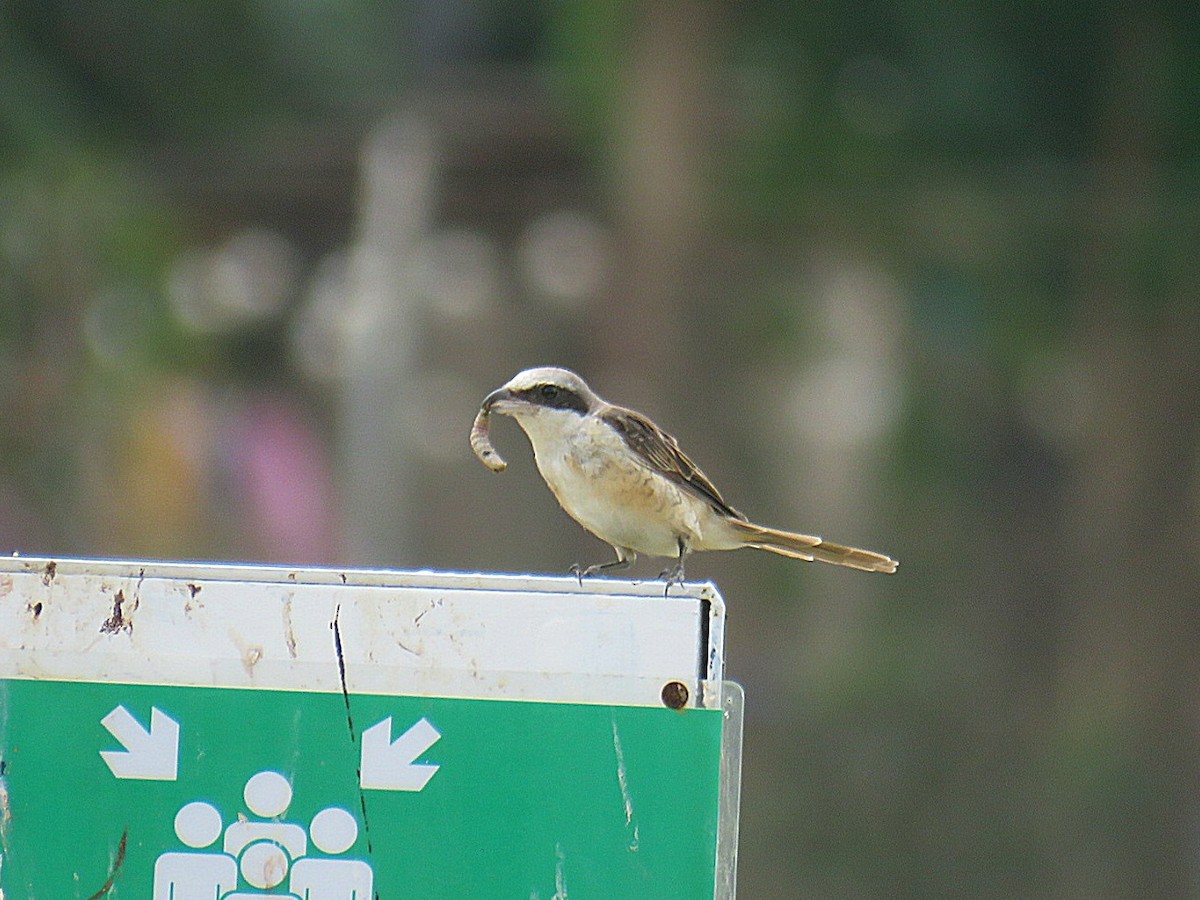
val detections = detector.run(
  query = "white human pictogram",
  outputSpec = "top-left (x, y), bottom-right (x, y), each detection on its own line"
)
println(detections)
top-left (289, 807), bottom-right (374, 900)
top-left (152, 801), bottom-right (237, 900)
top-left (219, 838), bottom-right (301, 899)
top-left (150, 770), bottom-right (374, 898)
top-left (223, 771), bottom-right (307, 860)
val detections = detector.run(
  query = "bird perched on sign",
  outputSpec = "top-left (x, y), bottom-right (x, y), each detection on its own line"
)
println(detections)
top-left (471, 366), bottom-right (898, 584)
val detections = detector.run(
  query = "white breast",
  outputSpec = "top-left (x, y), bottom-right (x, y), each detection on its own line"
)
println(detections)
top-left (509, 408), bottom-right (713, 557)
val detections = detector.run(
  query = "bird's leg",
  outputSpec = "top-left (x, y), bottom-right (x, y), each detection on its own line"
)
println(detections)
top-left (570, 547), bottom-right (636, 585)
top-left (659, 537), bottom-right (690, 594)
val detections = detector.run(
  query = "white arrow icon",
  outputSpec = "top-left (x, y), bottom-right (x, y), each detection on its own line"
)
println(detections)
top-left (360, 716), bottom-right (441, 791)
top-left (99, 705), bottom-right (180, 781)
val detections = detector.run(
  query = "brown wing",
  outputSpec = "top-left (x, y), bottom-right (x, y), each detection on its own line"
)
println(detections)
top-left (601, 406), bottom-right (746, 521)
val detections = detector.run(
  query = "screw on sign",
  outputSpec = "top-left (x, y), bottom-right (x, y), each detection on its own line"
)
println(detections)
top-left (661, 681), bottom-right (690, 710)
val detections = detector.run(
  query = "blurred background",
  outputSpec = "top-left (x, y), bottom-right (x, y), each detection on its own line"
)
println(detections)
top-left (2, 1), bottom-right (1198, 896)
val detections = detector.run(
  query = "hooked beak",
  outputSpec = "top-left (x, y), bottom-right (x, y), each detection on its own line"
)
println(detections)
top-left (481, 387), bottom-right (517, 414)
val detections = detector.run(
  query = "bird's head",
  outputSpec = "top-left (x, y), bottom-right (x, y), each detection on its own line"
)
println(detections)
top-left (481, 367), bottom-right (599, 421)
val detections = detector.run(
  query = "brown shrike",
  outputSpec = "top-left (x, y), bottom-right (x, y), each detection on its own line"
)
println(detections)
top-left (474, 366), bottom-right (898, 583)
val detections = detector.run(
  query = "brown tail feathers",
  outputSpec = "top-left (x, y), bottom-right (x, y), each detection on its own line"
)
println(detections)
top-left (729, 520), bottom-right (898, 573)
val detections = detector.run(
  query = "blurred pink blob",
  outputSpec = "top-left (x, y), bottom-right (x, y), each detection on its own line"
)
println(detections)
top-left (232, 396), bottom-right (338, 565)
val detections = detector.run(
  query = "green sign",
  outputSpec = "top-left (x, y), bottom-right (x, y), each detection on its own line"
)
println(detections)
top-left (0, 558), bottom-right (741, 899)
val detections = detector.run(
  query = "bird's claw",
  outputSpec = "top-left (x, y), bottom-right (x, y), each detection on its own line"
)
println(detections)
top-left (658, 562), bottom-right (686, 596)
top-left (569, 562), bottom-right (598, 586)
top-left (569, 553), bottom-right (633, 586)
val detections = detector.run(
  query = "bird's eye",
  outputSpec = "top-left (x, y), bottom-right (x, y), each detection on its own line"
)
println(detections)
top-left (539, 384), bottom-right (560, 400)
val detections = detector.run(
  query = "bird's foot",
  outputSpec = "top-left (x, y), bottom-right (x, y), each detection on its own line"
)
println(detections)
top-left (569, 554), bottom-right (634, 586)
top-left (569, 562), bottom-right (596, 586)
top-left (658, 561), bottom-right (686, 596)
top-left (568, 561), bottom-right (614, 585)
top-left (658, 538), bottom-right (691, 596)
